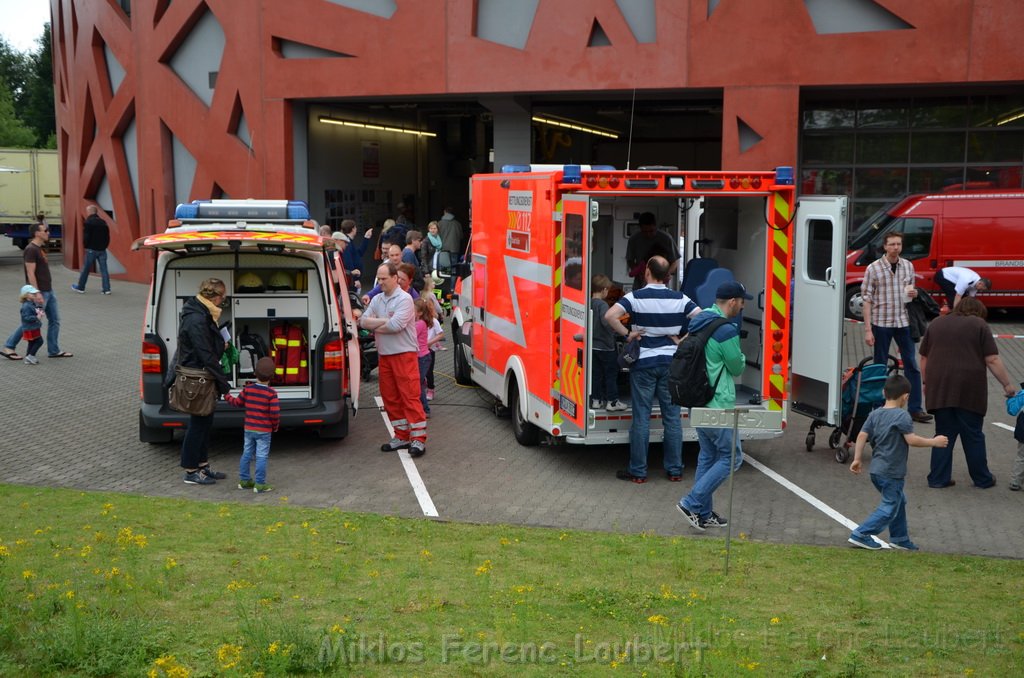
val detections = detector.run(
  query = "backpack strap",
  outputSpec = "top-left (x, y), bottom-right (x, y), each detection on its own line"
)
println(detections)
top-left (697, 316), bottom-right (731, 393)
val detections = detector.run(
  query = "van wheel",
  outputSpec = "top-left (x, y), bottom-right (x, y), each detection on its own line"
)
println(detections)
top-left (509, 379), bottom-right (540, 446)
top-left (139, 412), bottom-right (174, 444)
top-left (318, 406), bottom-right (349, 439)
top-left (452, 321), bottom-right (473, 386)
top-left (845, 285), bottom-right (865, 321)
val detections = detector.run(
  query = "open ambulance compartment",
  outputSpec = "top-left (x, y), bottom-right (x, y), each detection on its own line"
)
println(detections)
top-left (156, 252), bottom-right (327, 401)
top-left (584, 193), bottom-right (771, 408)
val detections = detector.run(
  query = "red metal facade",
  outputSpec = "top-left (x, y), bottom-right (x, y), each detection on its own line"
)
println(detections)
top-left (52, 0), bottom-right (1024, 281)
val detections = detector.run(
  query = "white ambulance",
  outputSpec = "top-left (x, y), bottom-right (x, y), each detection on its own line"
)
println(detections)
top-left (133, 199), bottom-right (360, 442)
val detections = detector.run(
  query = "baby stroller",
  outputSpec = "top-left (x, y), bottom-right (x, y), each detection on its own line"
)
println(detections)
top-left (804, 355), bottom-right (900, 463)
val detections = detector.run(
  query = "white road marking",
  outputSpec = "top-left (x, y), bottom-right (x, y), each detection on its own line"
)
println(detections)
top-left (744, 454), bottom-right (892, 549)
top-left (991, 422), bottom-right (1014, 432)
top-left (375, 396), bottom-right (439, 517)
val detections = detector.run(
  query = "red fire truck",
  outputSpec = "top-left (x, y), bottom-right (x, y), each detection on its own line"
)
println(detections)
top-left (449, 165), bottom-right (848, 446)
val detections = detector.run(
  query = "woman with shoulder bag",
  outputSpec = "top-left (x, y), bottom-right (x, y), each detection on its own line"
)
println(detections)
top-left (176, 278), bottom-right (232, 485)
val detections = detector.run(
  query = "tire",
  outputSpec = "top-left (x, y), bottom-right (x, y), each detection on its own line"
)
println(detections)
top-left (835, 446), bottom-right (851, 464)
top-left (318, 405), bottom-right (349, 439)
top-left (805, 432), bottom-right (815, 452)
top-left (845, 284), bottom-right (864, 321)
top-left (828, 428), bottom-right (843, 449)
top-left (509, 378), bottom-right (540, 446)
top-left (452, 321), bottom-right (473, 386)
top-left (139, 411), bottom-right (174, 444)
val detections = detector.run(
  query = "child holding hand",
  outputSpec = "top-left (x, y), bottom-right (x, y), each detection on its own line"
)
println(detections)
top-left (19, 284), bottom-right (46, 365)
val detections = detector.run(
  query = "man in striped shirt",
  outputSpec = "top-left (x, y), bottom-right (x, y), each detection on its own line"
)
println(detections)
top-left (606, 256), bottom-right (703, 483)
top-left (862, 232), bottom-right (932, 423)
top-left (225, 356), bottom-right (281, 492)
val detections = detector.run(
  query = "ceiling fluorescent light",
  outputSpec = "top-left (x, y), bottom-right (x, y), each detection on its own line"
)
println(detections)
top-left (531, 115), bottom-right (619, 139)
top-left (317, 116), bottom-right (436, 137)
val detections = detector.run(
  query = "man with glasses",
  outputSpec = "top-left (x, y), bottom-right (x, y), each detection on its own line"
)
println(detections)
top-left (1, 222), bottom-right (73, 360)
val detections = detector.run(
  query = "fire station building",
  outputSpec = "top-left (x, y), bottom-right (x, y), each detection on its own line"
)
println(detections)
top-left (52, 0), bottom-right (1024, 282)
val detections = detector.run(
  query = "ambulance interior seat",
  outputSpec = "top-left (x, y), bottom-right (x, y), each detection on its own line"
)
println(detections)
top-left (694, 267), bottom-right (745, 338)
top-left (681, 256), bottom-right (718, 302)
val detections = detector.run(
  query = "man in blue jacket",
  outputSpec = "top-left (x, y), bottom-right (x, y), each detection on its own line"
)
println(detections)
top-left (676, 281), bottom-right (751, 530)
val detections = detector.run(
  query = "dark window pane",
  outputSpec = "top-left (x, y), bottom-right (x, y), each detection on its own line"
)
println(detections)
top-left (803, 107), bottom-right (855, 130)
top-left (965, 166), bottom-right (1024, 189)
top-left (856, 133), bottom-right (908, 163)
top-left (909, 167), bottom-right (965, 193)
top-left (910, 98), bottom-right (968, 128)
top-left (805, 219), bottom-right (833, 282)
top-left (899, 218), bottom-right (934, 261)
top-left (851, 201), bottom-right (887, 230)
top-left (969, 94), bottom-right (1024, 128)
top-left (855, 168), bottom-right (907, 199)
top-left (800, 169), bottom-right (852, 195)
top-left (910, 132), bottom-right (965, 163)
top-left (802, 134), bottom-right (854, 164)
top-left (966, 131), bottom-right (1024, 162)
top-left (857, 101), bottom-right (909, 128)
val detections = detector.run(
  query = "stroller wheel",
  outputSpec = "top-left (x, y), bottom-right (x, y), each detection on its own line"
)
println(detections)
top-left (828, 429), bottom-right (842, 449)
top-left (805, 433), bottom-right (815, 452)
top-left (835, 446), bottom-right (850, 464)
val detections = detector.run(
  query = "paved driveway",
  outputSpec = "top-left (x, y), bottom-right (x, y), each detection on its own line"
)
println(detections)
top-left (1, 240), bottom-right (1021, 559)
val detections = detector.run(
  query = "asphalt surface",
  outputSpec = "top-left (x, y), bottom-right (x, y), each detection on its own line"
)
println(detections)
top-left (1, 239), bottom-right (1022, 559)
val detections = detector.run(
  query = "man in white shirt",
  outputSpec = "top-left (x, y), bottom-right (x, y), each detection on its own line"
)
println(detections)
top-left (934, 266), bottom-right (990, 310)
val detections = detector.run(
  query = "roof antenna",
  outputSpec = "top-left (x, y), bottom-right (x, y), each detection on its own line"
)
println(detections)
top-left (625, 87), bottom-right (637, 170)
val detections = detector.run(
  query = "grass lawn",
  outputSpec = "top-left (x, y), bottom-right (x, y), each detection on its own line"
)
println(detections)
top-left (0, 484), bottom-right (1020, 676)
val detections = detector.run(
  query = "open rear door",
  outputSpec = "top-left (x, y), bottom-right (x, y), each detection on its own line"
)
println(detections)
top-left (791, 196), bottom-right (848, 426)
top-left (557, 195), bottom-right (591, 434)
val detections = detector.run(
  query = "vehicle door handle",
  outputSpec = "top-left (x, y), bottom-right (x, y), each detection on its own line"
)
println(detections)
top-left (825, 266), bottom-right (835, 288)
top-left (573, 333), bottom-right (583, 342)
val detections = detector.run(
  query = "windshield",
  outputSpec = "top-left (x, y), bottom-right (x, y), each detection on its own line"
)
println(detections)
top-left (847, 203), bottom-right (898, 251)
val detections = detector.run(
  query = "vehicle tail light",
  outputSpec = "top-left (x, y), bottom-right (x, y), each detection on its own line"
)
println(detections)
top-left (323, 339), bottom-right (344, 371)
top-left (141, 340), bottom-right (162, 374)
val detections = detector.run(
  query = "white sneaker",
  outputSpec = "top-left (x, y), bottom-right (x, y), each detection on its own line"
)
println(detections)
top-left (605, 399), bottom-right (628, 412)
top-left (590, 398), bottom-right (605, 410)
top-left (24, 355), bottom-right (39, 365)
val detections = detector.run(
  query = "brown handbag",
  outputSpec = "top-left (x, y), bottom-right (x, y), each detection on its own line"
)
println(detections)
top-left (168, 365), bottom-right (218, 416)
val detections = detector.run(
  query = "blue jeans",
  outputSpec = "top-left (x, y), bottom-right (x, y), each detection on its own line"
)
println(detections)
top-left (681, 427), bottom-right (743, 518)
top-left (418, 353), bottom-right (431, 414)
top-left (852, 474), bottom-right (909, 543)
top-left (239, 430), bottom-right (272, 484)
top-left (870, 324), bottom-right (922, 413)
top-left (929, 407), bottom-right (993, 488)
top-left (5, 290), bottom-right (60, 355)
top-left (76, 249), bottom-right (110, 292)
top-left (591, 349), bottom-right (619, 402)
top-left (628, 364), bottom-right (682, 478)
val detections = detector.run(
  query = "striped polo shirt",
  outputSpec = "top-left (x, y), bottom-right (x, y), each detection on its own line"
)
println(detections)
top-left (225, 382), bottom-right (280, 433)
top-left (614, 284), bottom-right (701, 367)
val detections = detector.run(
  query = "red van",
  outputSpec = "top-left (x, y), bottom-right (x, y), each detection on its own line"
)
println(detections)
top-left (844, 191), bottom-right (1024, 319)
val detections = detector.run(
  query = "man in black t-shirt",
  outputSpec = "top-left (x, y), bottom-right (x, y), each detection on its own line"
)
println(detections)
top-left (71, 205), bottom-right (112, 294)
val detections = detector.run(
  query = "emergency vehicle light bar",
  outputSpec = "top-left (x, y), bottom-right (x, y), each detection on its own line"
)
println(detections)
top-left (173, 199), bottom-right (311, 221)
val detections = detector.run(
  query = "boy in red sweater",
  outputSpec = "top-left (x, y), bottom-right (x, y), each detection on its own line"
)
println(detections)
top-left (225, 357), bottom-right (280, 492)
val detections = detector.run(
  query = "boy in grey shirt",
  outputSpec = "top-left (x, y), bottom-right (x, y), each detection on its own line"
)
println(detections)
top-left (848, 375), bottom-right (948, 551)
